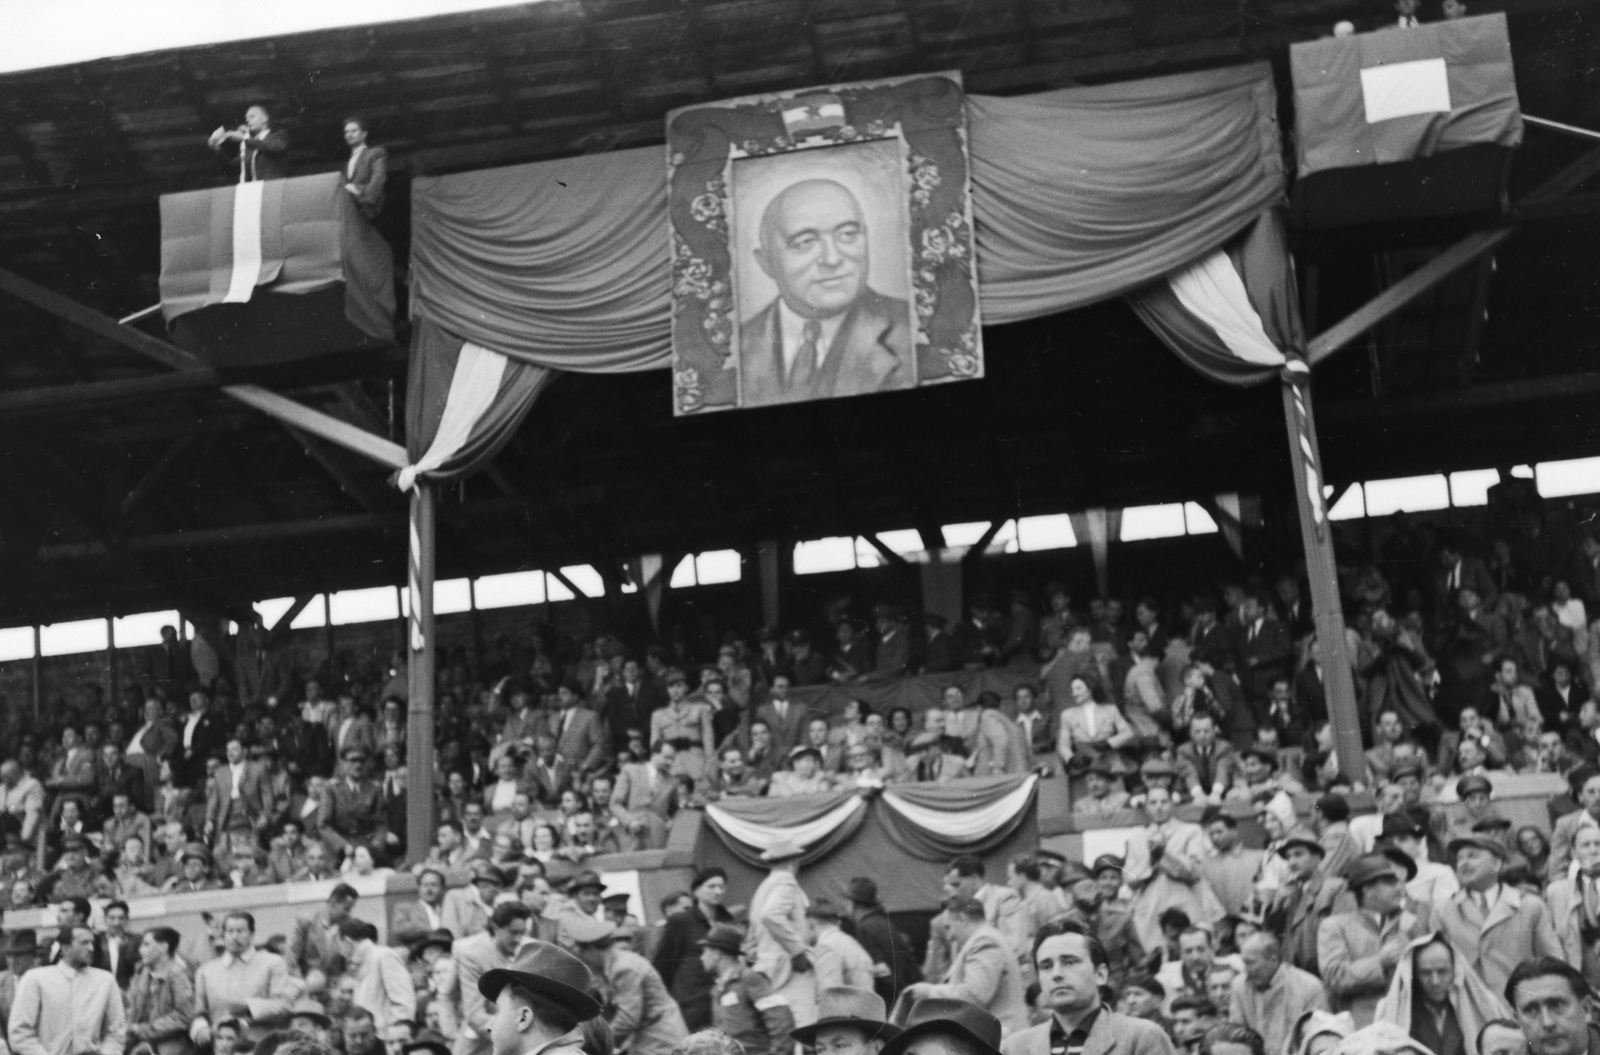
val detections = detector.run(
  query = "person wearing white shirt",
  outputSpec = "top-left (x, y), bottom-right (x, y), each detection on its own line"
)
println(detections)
top-left (8, 925), bottom-right (125, 1055)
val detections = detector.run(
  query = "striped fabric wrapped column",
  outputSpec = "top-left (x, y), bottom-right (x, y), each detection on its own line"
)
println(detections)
top-left (404, 482), bottom-right (436, 861)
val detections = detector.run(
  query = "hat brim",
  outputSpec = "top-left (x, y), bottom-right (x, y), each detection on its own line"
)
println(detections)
top-left (404, 1044), bottom-right (450, 1055)
top-left (478, 967), bottom-right (603, 1020)
top-left (291, 1012), bottom-right (332, 1029)
top-left (878, 1019), bottom-right (1001, 1055)
top-left (1277, 838), bottom-right (1325, 858)
top-left (697, 938), bottom-right (743, 957)
top-left (1447, 837), bottom-right (1508, 861)
top-left (1379, 848), bottom-right (1419, 882)
top-left (410, 938), bottom-right (453, 959)
top-left (792, 1017), bottom-right (904, 1046)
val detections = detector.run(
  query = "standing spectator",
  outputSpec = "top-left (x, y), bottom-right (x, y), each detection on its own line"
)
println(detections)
top-left (1229, 932), bottom-right (1326, 1055)
top-left (451, 902), bottom-right (534, 1055)
top-left (8, 923), bottom-right (125, 1055)
top-left (1433, 834), bottom-right (1563, 998)
top-left (649, 672), bottom-right (715, 781)
top-left (901, 896), bottom-right (1029, 1035)
top-left (1125, 787), bottom-right (1225, 953)
top-left (1000, 925), bottom-right (1173, 1055)
top-left (287, 884), bottom-right (359, 994)
top-left (191, 911), bottom-right (294, 1045)
top-left (568, 918), bottom-right (687, 1055)
top-left (126, 926), bottom-right (194, 1055)
top-left (805, 900), bottom-right (877, 992)
top-left (549, 682), bottom-right (607, 777)
top-left (652, 868), bottom-right (733, 1031)
top-left (205, 738), bottom-right (270, 860)
top-left (103, 901), bottom-right (139, 989)
top-left (845, 877), bottom-right (921, 1004)
top-left (0, 761), bottom-right (44, 843)
top-left (1268, 829), bottom-right (1353, 977)
top-left (1236, 593), bottom-right (1291, 713)
top-left (1198, 809), bottom-right (1263, 918)
top-left (697, 925), bottom-right (795, 1055)
top-left (474, 943), bottom-right (598, 1055)
top-left (743, 839), bottom-right (814, 1027)
top-left (1051, 862), bottom-right (1144, 993)
top-left (753, 675), bottom-right (809, 759)
top-left (1317, 855), bottom-right (1426, 1027)
top-left (177, 690), bottom-right (227, 789)
top-left (340, 919), bottom-right (415, 1033)
top-left (611, 744), bottom-right (678, 851)
top-left (444, 861), bottom-right (504, 940)
top-left (341, 116), bottom-right (387, 220)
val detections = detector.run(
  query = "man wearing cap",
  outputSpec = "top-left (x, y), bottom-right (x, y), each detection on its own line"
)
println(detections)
top-left (903, 895), bottom-right (1029, 1035)
top-left (1000, 926), bottom-right (1174, 1055)
top-left (161, 842), bottom-right (222, 894)
top-left (649, 672), bottom-right (715, 780)
top-left (288, 883), bottom-right (359, 993)
top-left (322, 746), bottom-right (386, 857)
top-left (700, 924), bottom-right (796, 1055)
top-left (653, 868), bottom-right (733, 1029)
top-left (453, 901), bottom-right (535, 1055)
top-left (476, 942), bottom-right (599, 1055)
top-left (1445, 775), bottom-right (1509, 839)
top-left (1225, 747), bottom-right (1304, 802)
top-left (1073, 760), bottom-right (1129, 818)
top-left (1378, 813), bottom-right (1459, 909)
top-left (1316, 853), bottom-right (1425, 1026)
top-left (807, 899), bottom-right (878, 992)
top-left (569, 917), bottom-right (687, 1055)
top-left (191, 911), bottom-right (295, 1046)
top-left (844, 877), bottom-right (921, 1003)
top-left (1052, 860), bottom-right (1143, 992)
top-left (1433, 832), bottom-right (1562, 997)
top-left (1269, 828), bottom-right (1354, 976)
top-left (746, 837), bottom-right (817, 1025)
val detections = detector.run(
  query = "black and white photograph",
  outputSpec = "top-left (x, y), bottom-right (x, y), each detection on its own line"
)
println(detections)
top-left (0, 6), bottom-right (1593, 1055)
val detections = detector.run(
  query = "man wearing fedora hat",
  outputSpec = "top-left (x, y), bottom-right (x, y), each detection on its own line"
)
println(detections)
top-left (699, 924), bottom-right (795, 1055)
top-left (747, 836), bottom-right (817, 1025)
top-left (454, 901), bottom-right (536, 1055)
top-left (1433, 833), bottom-right (1562, 998)
top-left (999, 925), bottom-right (1173, 1055)
top-left (567, 917), bottom-right (687, 1055)
top-left (477, 943), bottom-right (600, 1055)
top-left (792, 987), bottom-right (900, 1055)
top-left (1316, 853), bottom-right (1425, 1027)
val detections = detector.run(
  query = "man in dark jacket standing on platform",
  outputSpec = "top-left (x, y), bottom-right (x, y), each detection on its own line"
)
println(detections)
top-left (208, 105), bottom-right (290, 182)
top-left (652, 868), bottom-right (734, 1031)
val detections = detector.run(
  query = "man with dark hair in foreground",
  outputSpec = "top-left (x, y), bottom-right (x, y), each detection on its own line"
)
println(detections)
top-left (1507, 957), bottom-right (1596, 1055)
top-left (1000, 925), bottom-right (1173, 1055)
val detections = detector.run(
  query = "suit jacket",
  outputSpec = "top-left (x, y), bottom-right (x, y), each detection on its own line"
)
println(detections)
top-left (753, 699), bottom-right (812, 758)
top-left (452, 931), bottom-right (519, 1055)
top-left (1001, 1009), bottom-right (1174, 1055)
top-left (1056, 704), bottom-right (1135, 760)
top-left (177, 710), bottom-right (228, 787)
top-left (284, 718), bottom-right (335, 780)
top-left (1175, 742), bottom-right (1240, 798)
top-left (1435, 557), bottom-right (1500, 621)
top-left (612, 763), bottom-right (675, 817)
top-left (321, 778), bottom-right (384, 841)
top-left (442, 886), bottom-right (492, 939)
top-left (873, 628), bottom-right (911, 678)
top-left (205, 761), bottom-right (270, 836)
top-left (525, 756), bottom-right (571, 808)
top-left (1236, 616), bottom-right (1292, 699)
top-left (1316, 909), bottom-right (1426, 1027)
top-left (1273, 875), bottom-right (1355, 976)
top-left (1432, 885), bottom-right (1564, 997)
top-left (1435, 728), bottom-right (1507, 775)
top-left (287, 907), bottom-right (346, 979)
top-left (106, 932), bottom-right (140, 989)
top-left (738, 289), bottom-right (911, 407)
top-left (1545, 877), bottom-right (1596, 982)
top-left (239, 129), bottom-right (290, 180)
top-left (548, 706), bottom-right (608, 773)
top-left (97, 761), bottom-right (148, 817)
top-left (390, 898), bottom-right (444, 947)
top-left (926, 924), bottom-right (1030, 1035)
top-left (346, 144), bottom-right (387, 218)
top-left (1411, 999), bottom-right (1466, 1055)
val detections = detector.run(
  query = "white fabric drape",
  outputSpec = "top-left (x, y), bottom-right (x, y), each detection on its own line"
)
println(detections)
top-left (224, 179), bottom-right (265, 304)
top-left (397, 341), bottom-right (509, 491)
top-left (703, 794), bottom-right (865, 852)
top-left (1168, 250), bottom-right (1285, 367)
top-left (879, 774), bottom-right (1038, 840)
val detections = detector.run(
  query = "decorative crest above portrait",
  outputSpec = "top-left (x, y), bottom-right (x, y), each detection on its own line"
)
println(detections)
top-left (666, 72), bottom-right (982, 415)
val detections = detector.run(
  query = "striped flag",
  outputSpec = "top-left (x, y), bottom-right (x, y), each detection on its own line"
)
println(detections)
top-left (398, 319), bottom-right (554, 491)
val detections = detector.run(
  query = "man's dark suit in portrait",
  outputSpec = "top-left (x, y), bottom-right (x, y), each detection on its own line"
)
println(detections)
top-left (739, 178), bottom-right (912, 406)
top-left (208, 105), bottom-right (290, 182)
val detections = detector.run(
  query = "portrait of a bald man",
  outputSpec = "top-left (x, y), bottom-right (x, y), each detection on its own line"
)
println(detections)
top-left (739, 178), bottom-right (913, 406)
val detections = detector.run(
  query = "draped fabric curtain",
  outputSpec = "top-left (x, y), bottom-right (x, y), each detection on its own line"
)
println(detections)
top-left (400, 62), bottom-right (1288, 486)
top-left (701, 775), bottom-right (1036, 869)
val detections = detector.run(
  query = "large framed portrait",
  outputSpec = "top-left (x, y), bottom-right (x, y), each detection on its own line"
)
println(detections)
top-left (667, 71), bottom-right (983, 415)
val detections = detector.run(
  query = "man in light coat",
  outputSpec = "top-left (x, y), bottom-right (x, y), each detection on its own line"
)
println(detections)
top-left (806, 899), bottom-right (878, 992)
top-left (1432, 834), bottom-right (1563, 998)
top-left (568, 917), bottom-right (687, 1055)
top-left (1317, 853), bottom-right (1427, 1027)
top-left (450, 901), bottom-right (533, 1055)
top-left (945, 854), bottom-right (1029, 971)
top-left (1230, 932), bottom-right (1327, 1055)
top-left (744, 837), bottom-right (816, 1026)
top-left (1547, 822), bottom-right (1600, 992)
top-left (339, 919), bottom-right (415, 1033)
top-left (902, 897), bottom-right (1029, 1036)
top-left (1000, 927), bottom-right (1173, 1055)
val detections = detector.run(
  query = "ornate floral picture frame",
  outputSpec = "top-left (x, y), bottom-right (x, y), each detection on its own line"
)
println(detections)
top-left (667, 71), bottom-right (983, 415)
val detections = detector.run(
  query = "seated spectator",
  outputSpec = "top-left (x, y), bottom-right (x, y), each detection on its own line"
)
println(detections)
top-left (768, 746), bottom-right (835, 798)
top-left (1074, 759), bottom-right (1130, 817)
top-left (1056, 676), bottom-right (1136, 776)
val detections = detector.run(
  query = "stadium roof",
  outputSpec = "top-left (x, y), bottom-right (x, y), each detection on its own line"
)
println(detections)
top-left (0, 0), bottom-right (1598, 627)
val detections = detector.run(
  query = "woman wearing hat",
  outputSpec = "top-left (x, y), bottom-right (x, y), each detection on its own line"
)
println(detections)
top-left (650, 868), bottom-right (733, 1030)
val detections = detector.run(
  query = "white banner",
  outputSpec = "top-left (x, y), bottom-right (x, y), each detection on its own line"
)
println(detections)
top-left (224, 179), bottom-right (266, 303)
top-left (704, 794), bottom-right (865, 851)
top-left (879, 773), bottom-right (1037, 840)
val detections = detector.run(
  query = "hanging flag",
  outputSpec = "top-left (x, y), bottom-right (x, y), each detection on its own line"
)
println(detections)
top-left (1291, 12), bottom-right (1521, 177)
top-left (397, 319), bottom-right (554, 491)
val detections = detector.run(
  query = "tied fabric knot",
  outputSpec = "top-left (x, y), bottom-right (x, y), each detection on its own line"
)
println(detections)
top-left (1279, 354), bottom-right (1311, 385)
